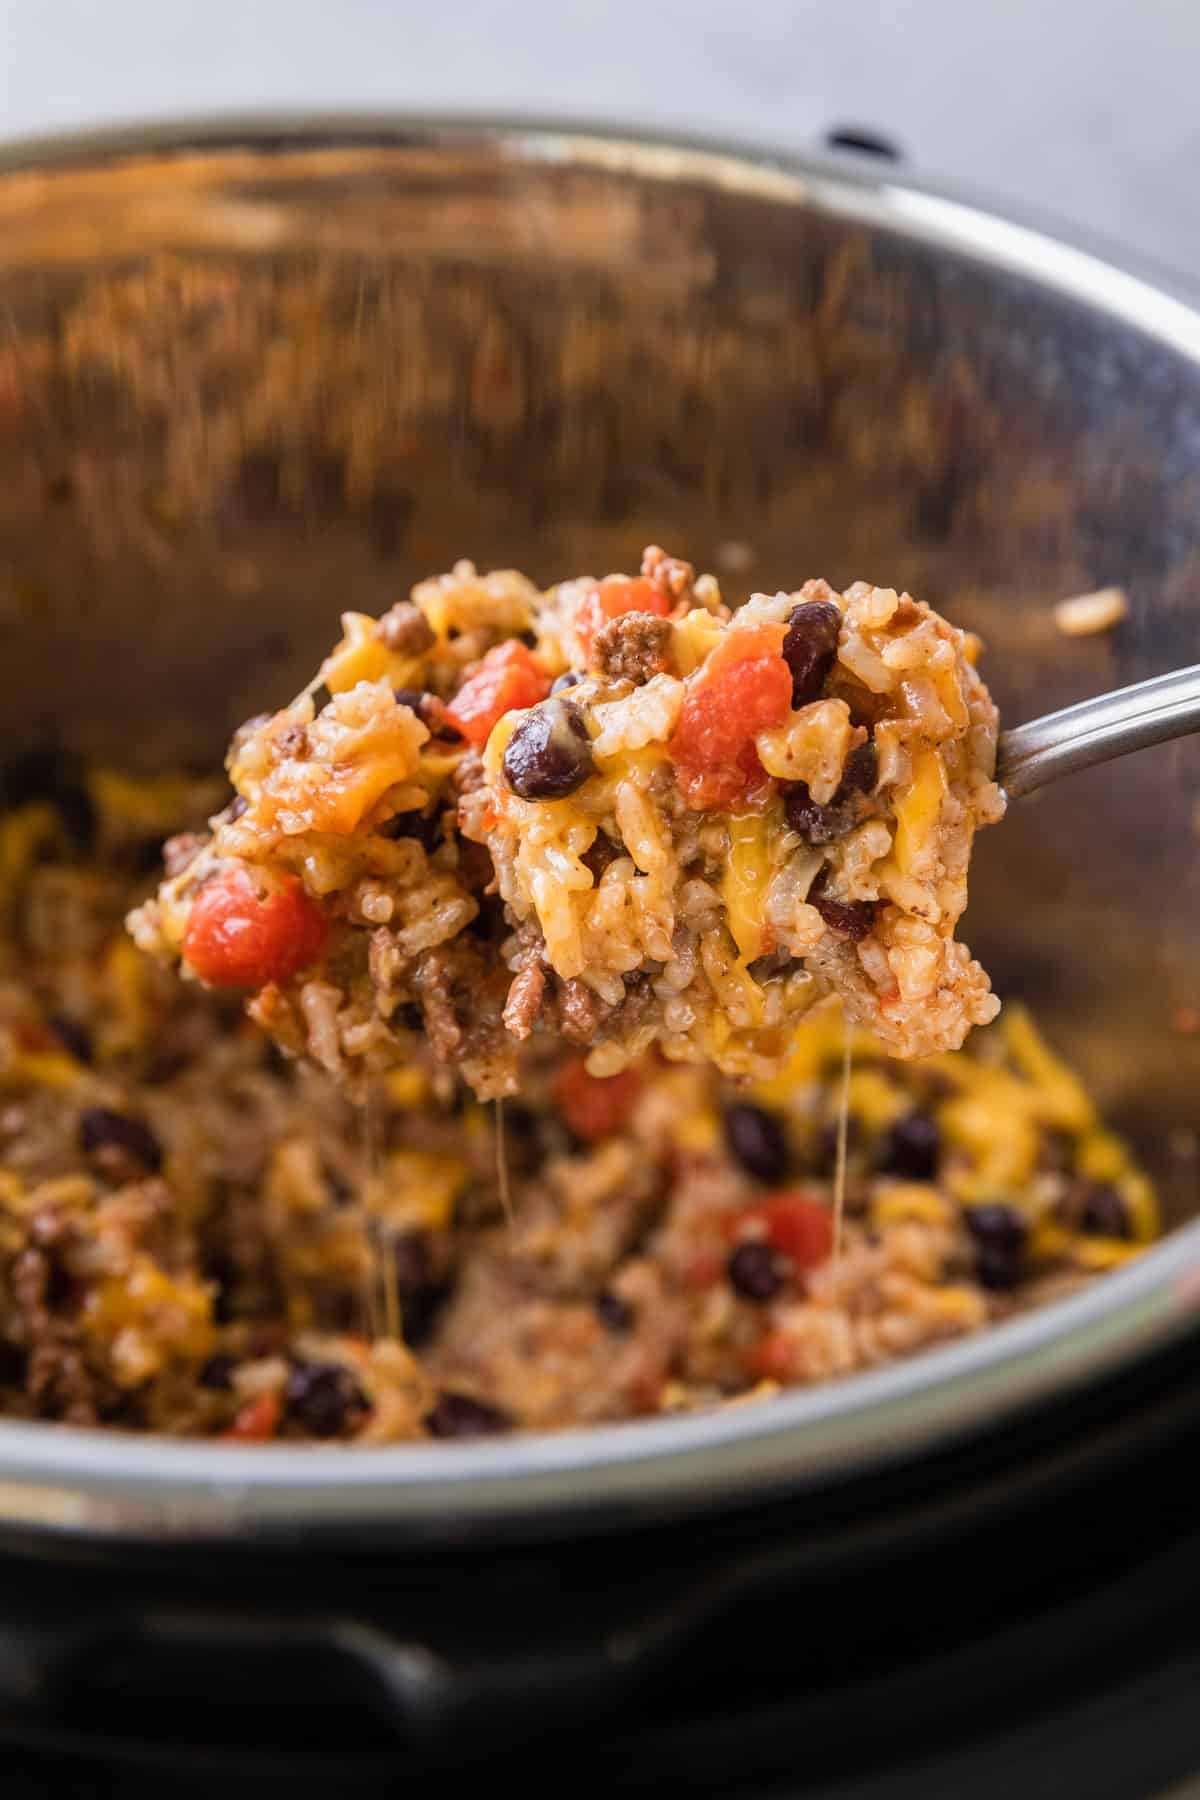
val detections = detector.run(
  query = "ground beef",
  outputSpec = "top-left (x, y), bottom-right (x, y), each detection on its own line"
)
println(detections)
top-left (412, 941), bottom-right (513, 1079)
top-left (503, 959), bottom-right (546, 1039)
top-left (591, 611), bottom-right (675, 685)
top-left (375, 601), bottom-right (436, 656)
top-left (451, 748), bottom-right (486, 804)
top-left (641, 542), bottom-right (696, 604)
top-left (9, 1219), bottom-right (98, 1425)
top-left (556, 976), bottom-right (606, 1043)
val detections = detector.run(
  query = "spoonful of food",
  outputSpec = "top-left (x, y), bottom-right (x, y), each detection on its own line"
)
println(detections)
top-left (996, 663), bottom-right (1200, 797)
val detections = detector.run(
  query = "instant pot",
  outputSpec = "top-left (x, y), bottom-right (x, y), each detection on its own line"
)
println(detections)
top-left (2, 117), bottom-right (1200, 1796)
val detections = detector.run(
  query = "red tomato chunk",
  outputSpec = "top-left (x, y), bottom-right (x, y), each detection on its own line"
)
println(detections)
top-left (222, 1391), bottom-right (281, 1441)
top-left (750, 1191), bottom-right (834, 1270)
top-left (670, 623), bottom-right (791, 810)
top-left (576, 578), bottom-right (670, 663)
top-left (555, 1057), bottom-right (643, 1141)
top-left (445, 641), bottom-right (550, 747)
top-left (183, 867), bottom-right (329, 990)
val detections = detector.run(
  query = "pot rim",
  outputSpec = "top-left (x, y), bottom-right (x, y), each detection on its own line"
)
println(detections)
top-left (0, 111), bottom-right (1197, 1547)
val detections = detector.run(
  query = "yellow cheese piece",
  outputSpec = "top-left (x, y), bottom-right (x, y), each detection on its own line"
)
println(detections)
top-left (1076, 1129), bottom-right (1126, 1184)
top-left (87, 769), bottom-right (203, 836)
top-left (320, 612), bottom-right (422, 694)
top-left (672, 608), bottom-right (725, 675)
top-left (722, 814), bottom-right (771, 964)
top-left (873, 1184), bottom-right (951, 1228)
top-left (675, 1107), bottom-right (721, 1154)
top-left (847, 1067), bottom-right (906, 1132)
top-left (1120, 1169), bottom-right (1159, 1243)
top-left (10, 1051), bottom-right (85, 1090)
top-left (942, 1085), bottom-right (1039, 1198)
top-left (1072, 1236), bottom-right (1142, 1271)
top-left (385, 1067), bottom-right (429, 1108)
top-left (749, 1004), bottom-right (867, 1106)
top-left (316, 757), bottom-right (423, 835)
top-left (891, 748), bottom-right (947, 879)
top-left (1029, 1219), bottom-right (1072, 1261)
top-left (1001, 1006), bottom-right (1095, 1135)
top-left (102, 936), bottom-right (150, 1055)
top-left (376, 1149), bottom-right (469, 1232)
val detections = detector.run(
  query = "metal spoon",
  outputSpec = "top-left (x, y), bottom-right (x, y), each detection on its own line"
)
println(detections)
top-left (995, 664), bottom-right (1200, 798)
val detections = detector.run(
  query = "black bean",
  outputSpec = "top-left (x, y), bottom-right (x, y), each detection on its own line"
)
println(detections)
top-left (728, 1240), bottom-right (787, 1302)
top-left (392, 686), bottom-right (429, 714)
top-left (746, 949), bottom-right (803, 985)
top-left (382, 808), bottom-right (442, 852)
top-left (881, 1110), bottom-right (940, 1181)
top-left (502, 698), bottom-right (595, 800)
top-left (48, 1013), bottom-right (93, 1065)
top-left (783, 781), bottom-right (853, 846)
top-left (401, 1287), bottom-right (450, 1349)
top-left (965, 1203), bottom-right (1028, 1290)
top-left (581, 830), bottom-right (622, 882)
top-left (840, 741), bottom-right (879, 794)
top-left (595, 1290), bottom-right (634, 1334)
top-left (285, 1359), bottom-right (369, 1438)
top-left (203, 1254), bottom-right (238, 1324)
top-left (781, 600), bottom-right (842, 708)
top-left (78, 1107), bottom-right (163, 1174)
top-left (499, 1101), bottom-right (546, 1177)
top-left (198, 1353), bottom-right (237, 1391)
top-left (808, 869), bottom-right (877, 942)
top-left (389, 1229), bottom-right (452, 1349)
top-left (1078, 1182), bottom-right (1132, 1240)
top-left (724, 1102), bottom-right (791, 1185)
top-left (550, 671), bottom-right (583, 694)
top-left (425, 1391), bottom-right (513, 1438)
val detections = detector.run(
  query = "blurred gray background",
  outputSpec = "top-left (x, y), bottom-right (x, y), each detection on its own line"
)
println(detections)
top-left (0, 0), bottom-right (1196, 278)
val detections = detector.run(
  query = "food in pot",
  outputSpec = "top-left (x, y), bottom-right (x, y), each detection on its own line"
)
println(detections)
top-left (0, 770), bottom-right (1155, 1438)
top-left (130, 547), bottom-right (1005, 1099)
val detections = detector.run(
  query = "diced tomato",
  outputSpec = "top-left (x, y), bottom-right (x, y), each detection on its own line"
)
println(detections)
top-left (750, 1190), bottom-right (834, 1270)
top-left (746, 1328), bottom-right (802, 1383)
top-left (554, 1057), bottom-right (643, 1141)
top-left (221, 1390), bottom-right (281, 1441)
top-left (670, 623), bottom-right (791, 811)
top-left (183, 866), bottom-right (328, 990)
top-left (444, 641), bottom-right (550, 747)
top-left (575, 577), bottom-right (670, 663)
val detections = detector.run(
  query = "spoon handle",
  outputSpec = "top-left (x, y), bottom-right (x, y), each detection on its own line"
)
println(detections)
top-left (996, 663), bottom-right (1200, 798)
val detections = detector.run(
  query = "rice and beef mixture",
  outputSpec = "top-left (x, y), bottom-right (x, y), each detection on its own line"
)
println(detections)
top-left (130, 547), bottom-right (1005, 1099)
top-left (0, 771), bottom-right (1156, 1440)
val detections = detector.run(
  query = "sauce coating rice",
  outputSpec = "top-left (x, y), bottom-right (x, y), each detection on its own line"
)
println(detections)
top-left (0, 770), bottom-right (1156, 1440)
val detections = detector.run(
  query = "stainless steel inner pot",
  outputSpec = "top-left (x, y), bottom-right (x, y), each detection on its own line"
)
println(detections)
top-left (1, 116), bottom-right (1199, 1547)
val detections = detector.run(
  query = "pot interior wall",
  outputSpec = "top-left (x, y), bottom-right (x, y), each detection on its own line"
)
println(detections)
top-left (0, 131), bottom-right (1196, 1218)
